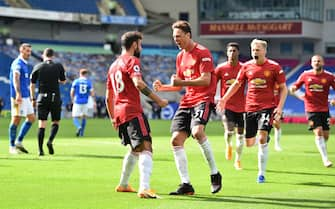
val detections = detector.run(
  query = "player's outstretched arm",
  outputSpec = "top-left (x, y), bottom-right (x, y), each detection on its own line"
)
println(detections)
top-left (152, 79), bottom-right (182, 92)
top-left (134, 77), bottom-right (168, 107)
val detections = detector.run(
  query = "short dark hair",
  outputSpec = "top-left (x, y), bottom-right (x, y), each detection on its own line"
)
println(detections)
top-left (19, 43), bottom-right (31, 51)
top-left (43, 48), bottom-right (54, 57)
top-left (121, 31), bottom-right (143, 50)
top-left (172, 20), bottom-right (192, 38)
top-left (226, 42), bottom-right (239, 51)
top-left (80, 68), bottom-right (89, 76)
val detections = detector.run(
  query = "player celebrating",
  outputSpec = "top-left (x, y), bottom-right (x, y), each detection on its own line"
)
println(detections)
top-left (153, 20), bottom-right (222, 195)
top-left (217, 39), bottom-right (288, 183)
top-left (290, 54), bottom-right (333, 167)
top-left (106, 31), bottom-right (168, 198)
top-left (215, 42), bottom-right (245, 170)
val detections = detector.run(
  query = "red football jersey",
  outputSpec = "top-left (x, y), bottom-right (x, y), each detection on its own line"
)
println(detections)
top-left (215, 61), bottom-right (245, 112)
top-left (176, 43), bottom-right (216, 108)
top-left (237, 59), bottom-right (286, 112)
top-left (106, 54), bottom-right (143, 127)
top-left (293, 69), bottom-right (335, 112)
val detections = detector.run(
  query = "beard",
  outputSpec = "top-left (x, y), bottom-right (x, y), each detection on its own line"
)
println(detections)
top-left (134, 50), bottom-right (141, 58)
top-left (315, 66), bottom-right (322, 72)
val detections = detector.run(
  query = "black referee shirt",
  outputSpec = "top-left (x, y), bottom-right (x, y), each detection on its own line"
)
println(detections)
top-left (31, 60), bottom-right (66, 95)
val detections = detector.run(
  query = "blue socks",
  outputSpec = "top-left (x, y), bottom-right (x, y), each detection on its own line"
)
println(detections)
top-left (81, 118), bottom-right (86, 136)
top-left (9, 124), bottom-right (17, 147)
top-left (73, 117), bottom-right (81, 129)
top-left (17, 121), bottom-right (32, 143)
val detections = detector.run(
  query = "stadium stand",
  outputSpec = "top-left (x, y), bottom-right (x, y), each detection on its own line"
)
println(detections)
top-left (25, 0), bottom-right (100, 14)
top-left (274, 58), bottom-right (300, 73)
top-left (115, 0), bottom-right (140, 16)
top-left (0, 0), bottom-right (142, 16)
top-left (0, 0), bottom-right (8, 6)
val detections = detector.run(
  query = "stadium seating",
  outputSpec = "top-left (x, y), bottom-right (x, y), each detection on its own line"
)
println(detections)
top-left (2, 0), bottom-right (141, 16)
top-left (274, 58), bottom-right (300, 73)
top-left (115, 0), bottom-right (139, 16)
top-left (25, 0), bottom-right (100, 14)
top-left (0, 0), bottom-right (8, 6)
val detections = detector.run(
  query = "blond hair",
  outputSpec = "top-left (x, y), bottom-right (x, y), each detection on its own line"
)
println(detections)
top-left (250, 39), bottom-right (267, 50)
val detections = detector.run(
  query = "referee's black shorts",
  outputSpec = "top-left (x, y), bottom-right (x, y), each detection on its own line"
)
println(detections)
top-left (37, 93), bottom-right (62, 121)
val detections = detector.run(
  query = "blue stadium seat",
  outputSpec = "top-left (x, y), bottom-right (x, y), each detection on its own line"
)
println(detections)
top-left (26, 0), bottom-right (99, 14)
top-left (116, 0), bottom-right (139, 16)
top-left (0, 0), bottom-right (8, 6)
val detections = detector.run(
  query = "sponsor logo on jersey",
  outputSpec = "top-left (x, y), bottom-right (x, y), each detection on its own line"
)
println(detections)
top-left (250, 78), bottom-right (267, 88)
top-left (225, 78), bottom-right (235, 85)
top-left (309, 83), bottom-right (323, 92)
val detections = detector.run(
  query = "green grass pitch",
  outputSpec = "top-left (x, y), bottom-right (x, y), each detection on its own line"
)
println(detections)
top-left (0, 118), bottom-right (334, 209)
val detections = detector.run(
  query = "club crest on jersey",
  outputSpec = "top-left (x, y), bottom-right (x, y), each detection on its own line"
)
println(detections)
top-left (264, 70), bottom-right (271, 77)
top-left (321, 78), bottom-right (327, 84)
top-left (183, 69), bottom-right (194, 77)
top-left (250, 78), bottom-right (267, 88)
top-left (309, 84), bottom-right (323, 92)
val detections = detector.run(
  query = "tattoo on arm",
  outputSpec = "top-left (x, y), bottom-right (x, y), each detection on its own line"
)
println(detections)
top-left (140, 86), bottom-right (152, 96)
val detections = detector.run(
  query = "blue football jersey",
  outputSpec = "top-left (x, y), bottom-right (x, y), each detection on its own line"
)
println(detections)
top-left (10, 57), bottom-right (31, 99)
top-left (71, 77), bottom-right (93, 104)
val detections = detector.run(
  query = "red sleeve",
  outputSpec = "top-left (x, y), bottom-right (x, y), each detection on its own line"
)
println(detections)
top-left (236, 65), bottom-right (246, 83)
top-left (331, 74), bottom-right (335, 90)
top-left (276, 66), bottom-right (286, 84)
top-left (294, 72), bottom-right (305, 89)
top-left (214, 66), bottom-right (222, 81)
top-left (106, 67), bottom-right (112, 90)
top-left (199, 50), bottom-right (214, 73)
top-left (128, 57), bottom-right (142, 79)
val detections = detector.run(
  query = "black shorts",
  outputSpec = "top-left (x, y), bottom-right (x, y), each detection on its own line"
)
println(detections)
top-left (37, 93), bottom-right (62, 121)
top-left (171, 102), bottom-right (214, 137)
top-left (245, 108), bottom-right (274, 138)
top-left (222, 109), bottom-right (245, 128)
top-left (307, 112), bottom-right (330, 131)
top-left (118, 113), bottom-right (152, 149)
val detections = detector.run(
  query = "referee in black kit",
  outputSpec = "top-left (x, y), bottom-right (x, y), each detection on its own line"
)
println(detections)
top-left (30, 48), bottom-right (66, 156)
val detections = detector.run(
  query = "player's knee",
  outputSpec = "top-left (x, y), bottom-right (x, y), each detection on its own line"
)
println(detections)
top-left (192, 131), bottom-right (204, 141)
top-left (245, 137), bottom-right (256, 147)
top-left (225, 130), bottom-right (234, 137)
top-left (133, 141), bottom-right (152, 152)
top-left (171, 137), bottom-right (180, 147)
